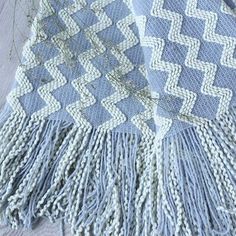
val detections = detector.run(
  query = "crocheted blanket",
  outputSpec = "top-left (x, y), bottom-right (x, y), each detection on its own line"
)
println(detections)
top-left (0, 0), bottom-right (236, 235)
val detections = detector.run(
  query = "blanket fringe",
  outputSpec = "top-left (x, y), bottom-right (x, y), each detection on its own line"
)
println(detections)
top-left (0, 108), bottom-right (236, 235)
top-left (155, 107), bottom-right (236, 236)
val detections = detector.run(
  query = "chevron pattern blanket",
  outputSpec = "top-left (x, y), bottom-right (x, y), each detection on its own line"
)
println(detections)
top-left (0, 0), bottom-right (236, 235)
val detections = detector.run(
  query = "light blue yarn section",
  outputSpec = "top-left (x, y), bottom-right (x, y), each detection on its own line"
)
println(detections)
top-left (0, 1), bottom-right (236, 235)
top-left (15, 0), bottom-right (156, 135)
top-left (132, 0), bottom-right (236, 134)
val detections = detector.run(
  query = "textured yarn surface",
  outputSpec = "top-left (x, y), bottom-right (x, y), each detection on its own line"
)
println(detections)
top-left (0, 0), bottom-right (236, 235)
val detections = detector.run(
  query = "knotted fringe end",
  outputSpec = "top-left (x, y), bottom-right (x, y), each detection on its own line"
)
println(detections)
top-left (0, 108), bottom-right (236, 236)
top-left (155, 107), bottom-right (236, 236)
top-left (0, 112), bottom-right (155, 235)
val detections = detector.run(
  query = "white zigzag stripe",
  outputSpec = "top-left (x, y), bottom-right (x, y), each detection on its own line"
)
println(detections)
top-left (136, 14), bottom-right (197, 125)
top-left (152, 0), bottom-right (232, 120)
top-left (66, 0), bottom-right (114, 128)
top-left (131, 65), bottom-right (155, 136)
top-left (99, 11), bottom-right (139, 130)
top-left (125, 0), bottom-right (155, 135)
top-left (187, 0), bottom-right (236, 69)
top-left (135, 16), bottom-right (172, 136)
top-left (186, 0), bottom-right (233, 117)
top-left (221, 0), bottom-right (236, 16)
top-left (151, 0), bottom-right (204, 124)
top-left (7, 0), bottom-right (54, 115)
top-left (32, 1), bottom-right (84, 119)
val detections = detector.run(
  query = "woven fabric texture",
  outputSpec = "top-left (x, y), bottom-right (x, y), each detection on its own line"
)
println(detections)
top-left (0, 0), bottom-right (236, 235)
